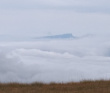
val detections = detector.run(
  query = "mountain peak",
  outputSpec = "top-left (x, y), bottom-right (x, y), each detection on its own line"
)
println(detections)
top-left (35, 33), bottom-right (75, 39)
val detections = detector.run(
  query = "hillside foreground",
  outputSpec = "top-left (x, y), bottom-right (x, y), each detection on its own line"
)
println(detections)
top-left (0, 80), bottom-right (110, 93)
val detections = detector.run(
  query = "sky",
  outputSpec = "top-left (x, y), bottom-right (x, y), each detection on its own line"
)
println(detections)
top-left (0, 0), bottom-right (110, 83)
top-left (0, 0), bottom-right (110, 37)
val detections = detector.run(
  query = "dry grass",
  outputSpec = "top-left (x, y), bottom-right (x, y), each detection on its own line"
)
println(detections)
top-left (0, 80), bottom-right (110, 93)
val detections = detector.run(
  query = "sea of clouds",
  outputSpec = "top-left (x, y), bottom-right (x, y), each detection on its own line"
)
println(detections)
top-left (0, 35), bottom-right (110, 83)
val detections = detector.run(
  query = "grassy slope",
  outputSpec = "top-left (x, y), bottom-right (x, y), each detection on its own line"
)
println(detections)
top-left (0, 80), bottom-right (110, 93)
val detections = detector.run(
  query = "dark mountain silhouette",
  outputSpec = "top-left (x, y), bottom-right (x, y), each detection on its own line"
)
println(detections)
top-left (35, 33), bottom-right (76, 39)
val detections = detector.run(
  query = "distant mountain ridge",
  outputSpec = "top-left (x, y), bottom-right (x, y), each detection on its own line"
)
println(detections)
top-left (35, 33), bottom-right (75, 39)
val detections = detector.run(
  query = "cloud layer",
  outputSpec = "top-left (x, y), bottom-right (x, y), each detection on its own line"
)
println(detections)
top-left (0, 35), bottom-right (110, 83)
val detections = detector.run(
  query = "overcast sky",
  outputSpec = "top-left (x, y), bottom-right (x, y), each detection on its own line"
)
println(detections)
top-left (0, 0), bottom-right (110, 37)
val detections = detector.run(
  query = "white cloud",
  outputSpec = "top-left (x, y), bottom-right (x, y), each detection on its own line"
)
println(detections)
top-left (0, 36), bottom-right (110, 83)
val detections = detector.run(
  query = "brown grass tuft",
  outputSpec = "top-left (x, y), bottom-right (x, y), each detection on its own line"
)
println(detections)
top-left (0, 80), bottom-right (110, 93)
